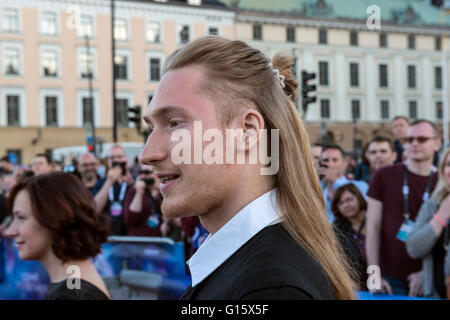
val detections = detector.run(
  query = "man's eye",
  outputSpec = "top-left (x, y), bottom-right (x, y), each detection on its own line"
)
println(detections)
top-left (168, 120), bottom-right (180, 128)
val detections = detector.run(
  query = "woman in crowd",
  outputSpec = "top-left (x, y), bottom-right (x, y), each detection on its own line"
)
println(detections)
top-left (5, 172), bottom-right (111, 300)
top-left (123, 164), bottom-right (163, 237)
top-left (406, 148), bottom-right (450, 299)
top-left (331, 183), bottom-right (367, 289)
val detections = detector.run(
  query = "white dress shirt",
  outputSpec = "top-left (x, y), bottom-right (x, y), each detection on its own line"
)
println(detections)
top-left (187, 189), bottom-right (281, 287)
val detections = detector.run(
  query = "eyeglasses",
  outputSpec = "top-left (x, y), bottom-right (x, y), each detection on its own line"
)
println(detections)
top-left (81, 162), bottom-right (97, 167)
top-left (403, 136), bottom-right (437, 144)
top-left (139, 170), bottom-right (152, 175)
top-left (338, 195), bottom-right (356, 207)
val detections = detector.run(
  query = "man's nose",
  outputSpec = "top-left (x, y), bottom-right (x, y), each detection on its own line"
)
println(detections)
top-left (139, 130), bottom-right (168, 165)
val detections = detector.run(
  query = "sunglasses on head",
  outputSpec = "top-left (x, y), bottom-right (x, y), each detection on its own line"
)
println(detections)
top-left (403, 136), bottom-right (436, 144)
top-left (140, 170), bottom-right (152, 175)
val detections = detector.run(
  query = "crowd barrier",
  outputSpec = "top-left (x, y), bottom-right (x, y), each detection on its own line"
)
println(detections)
top-left (0, 237), bottom-right (440, 300)
top-left (0, 236), bottom-right (191, 300)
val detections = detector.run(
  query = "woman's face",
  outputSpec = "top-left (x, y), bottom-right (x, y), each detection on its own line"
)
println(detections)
top-left (5, 190), bottom-right (53, 261)
top-left (337, 190), bottom-right (361, 219)
top-left (444, 154), bottom-right (450, 186)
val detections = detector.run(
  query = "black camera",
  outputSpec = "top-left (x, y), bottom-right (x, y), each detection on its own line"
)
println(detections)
top-left (141, 178), bottom-right (155, 186)
top-left (112, 161), bottom-right (127, 176)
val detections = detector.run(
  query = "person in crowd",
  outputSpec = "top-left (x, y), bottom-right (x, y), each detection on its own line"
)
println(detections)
top-left (406, 148), bottom-right (450, 299)
top-left (392, 116), bottom-right (409, 164)
top-left (77, 153), bottom-right (105, 196)
top-left (51, 161), bottom-right (62, 172)
top-left (311, 142), bottom-right (323, 171)
top-left (366, 119), bottom-right (441, 296)
top-left (139, 36), bottom-right (356, 300)
top-left (331, 183), bottom-right (368, 290)
top-left (0, 156), bottom-right (14, 175)
top-left (319, 144), bottom-right (369, 223)
top-left (31, 154), bottom-right (53, 176)
top-left (160, 216), bottom-right (183, 241)
top-left (354, 143), bottom-right (371, 184)
top-left (4, 172), bottom-right (111, 300)
top-left (446, 248), bottom-right (450, 299)
top-left (129, 157), bottom-right (141, 180)
top-left (93, 145), bottom-right (133, 235)
top-left (123, 165), bottom-right (163, 236)
top-left (364, 136), bottom-right (397, 182)
top-left (345, 153), bottom-right (358, 179)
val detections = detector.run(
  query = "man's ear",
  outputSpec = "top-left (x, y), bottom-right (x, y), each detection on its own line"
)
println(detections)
top-left (239, 109), bottom-right (265, 152)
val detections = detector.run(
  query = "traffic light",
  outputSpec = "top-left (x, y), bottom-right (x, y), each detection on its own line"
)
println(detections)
top-left (128, 105), bottom-right (142, 131)
top-left (86, 135), bottom-right (95, 154)
top-left (301, 71), bottom-right (317, 116)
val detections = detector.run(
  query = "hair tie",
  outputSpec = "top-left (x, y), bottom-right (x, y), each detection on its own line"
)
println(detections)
top-left (272, 68), bottom-right (285, 88)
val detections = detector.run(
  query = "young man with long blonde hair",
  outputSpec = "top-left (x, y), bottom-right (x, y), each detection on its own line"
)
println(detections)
top-left (139, 36), bottom-right (356, 300)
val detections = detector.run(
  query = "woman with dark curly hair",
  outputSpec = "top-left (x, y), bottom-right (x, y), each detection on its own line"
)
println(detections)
top-left (5, 172), bottom-right (111, 300)
top-left (331, 183), bottom-right (368, 290)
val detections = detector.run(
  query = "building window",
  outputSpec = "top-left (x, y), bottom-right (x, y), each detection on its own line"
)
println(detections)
top-left (82, 97), bottom-right (94, 126)
top-left (409, 101), bottom-right (417, 119)
top-left (116, 98), bottom-right (129, 127)
top-left (45, 96), bottom-right (58, 127)
top-left (436, 101), bottom-right (443, 120)
top-left (149, 58), bottom-right (161, 81)
top-left (379, 32), bottom-right (387, 48)
top-left (350, 31), bottom-right (358, 46)
top-left (350, 63), bottom-right (359, 87)
top-left (178, 25), bottom-right (190, 44)
top-left (147, 21), bottom-right (161, 43)
top-left (380, 100), bottom-right (390, 119)
top-left (408, 34), bottom-right (415, 49)
top-left (319, 61), bottom-right (329, 86)
top-left (78, 15), bottom-right (94, 38)
top-left (114, 55), bottom-right (128, 80)
top-left (148, 95), bottom-right (153, 105)
top-left (287, 26), bottom-right (295, 43)
top-left (407, 65), bottom-right (416, 89)
top-left (41, 49), bottom-right (59, 77)
top-left (253, 24), bottom-right (262, 41)
top-left (40, 11), bottom-right (57, 36)
top-left (114, 18), bottom-right (128, 41)
top-left (2, 8), bottom-right (19, 33)
top-left (435, 36), bottom-right (441, 51)
top-left (435, 66), bottom-right (442, 90)
top-left (208, 27), bottom-right (219, 36)
top-left (79, 52), bottom-right (94, 79)
top-left (351, 99), bottom-right (360, 120)
top-left (3, 47), bottom-right (20, 75)
top-left (7, 95), bottom-right (20, 126)
top-left (319, 28), bottom-right (327, 44)
top-left (379, 64), bottom-right (388, 88)
top-left (320, 99), bottom-right (330, 119)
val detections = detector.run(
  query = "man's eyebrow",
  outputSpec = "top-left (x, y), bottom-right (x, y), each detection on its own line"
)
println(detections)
top-left (143, 105), bottom-right (187, 123)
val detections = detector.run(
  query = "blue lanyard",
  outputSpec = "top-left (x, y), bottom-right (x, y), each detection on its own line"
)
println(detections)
top-left (108, 182), bottom-right (127, 202)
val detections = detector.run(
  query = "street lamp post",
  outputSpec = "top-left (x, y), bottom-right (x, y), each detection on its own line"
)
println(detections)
top-left (85, 35), bottom-right (96, 156)
top-left (111, 0), bottom-right (117, 143)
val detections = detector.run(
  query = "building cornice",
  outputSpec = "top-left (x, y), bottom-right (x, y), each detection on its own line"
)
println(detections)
top-left (236, 10), bottom-right (450, 36)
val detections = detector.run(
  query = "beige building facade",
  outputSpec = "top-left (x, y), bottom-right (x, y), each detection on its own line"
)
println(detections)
top-left (0, 0), bottom-right (234, 164)
top-left (1, 0), bottom-right (450, 164)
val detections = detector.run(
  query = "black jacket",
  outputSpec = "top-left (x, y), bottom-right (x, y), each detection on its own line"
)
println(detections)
top-left (181, 223), bottom-right (336, 300)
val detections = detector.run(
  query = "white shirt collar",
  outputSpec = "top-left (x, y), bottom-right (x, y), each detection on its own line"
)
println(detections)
top-left (186, 189), bottom-right (281, 287)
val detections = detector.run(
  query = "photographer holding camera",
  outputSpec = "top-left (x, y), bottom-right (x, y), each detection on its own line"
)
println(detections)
top-left (94, 145), bottom-right (133, 235)
top-left (123, 164), bottom-right (163, 237)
